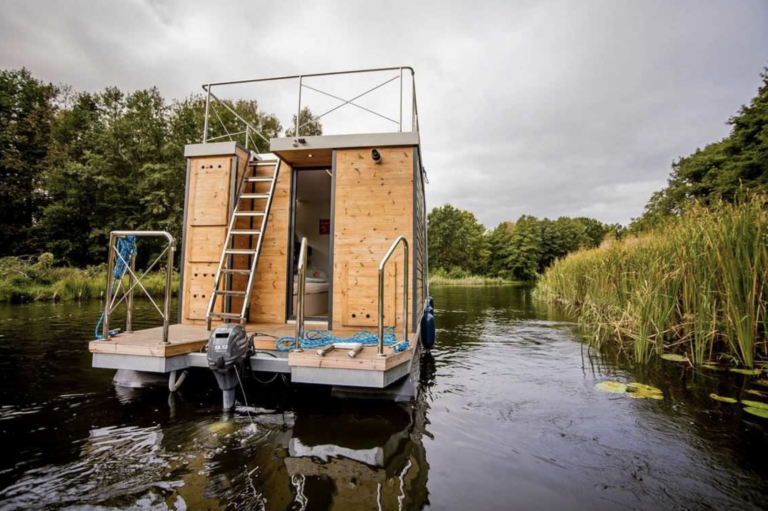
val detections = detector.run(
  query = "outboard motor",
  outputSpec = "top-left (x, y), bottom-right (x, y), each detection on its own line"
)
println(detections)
top-left (207, 324), bottom-right (249, 410)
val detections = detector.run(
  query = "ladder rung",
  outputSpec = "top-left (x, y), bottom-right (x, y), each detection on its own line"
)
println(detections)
top-left (230, 230), bottom-right (261, 236)
top-left (209, 312), bottom-right (242, 320)
top-left (249, 161), bottom-right (277, 166)
top-left (234, 211), bottom-right (265, 217)
top-left (215, 290), bottom-right (246, 296)
top-left (220, 269), bottom-right (251, 275)
top-left (240, 194), bottom-right (269, 200)
top-left (225, 249), bottom-right (257, 255)
top-left (246, 177), bottom-right (273, 183)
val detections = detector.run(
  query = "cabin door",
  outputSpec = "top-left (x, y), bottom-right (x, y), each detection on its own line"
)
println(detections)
top-left (287, 168), bottom-right (333, 320)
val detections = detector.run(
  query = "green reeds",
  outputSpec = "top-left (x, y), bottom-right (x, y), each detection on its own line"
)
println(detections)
top-left (0, 255), bottom-right (179, 303)
top-left (538, 196), bottom-right (767, 368)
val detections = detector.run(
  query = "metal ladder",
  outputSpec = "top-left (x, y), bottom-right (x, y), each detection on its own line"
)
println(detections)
top-left (206, 156), bottom-right (281, 330)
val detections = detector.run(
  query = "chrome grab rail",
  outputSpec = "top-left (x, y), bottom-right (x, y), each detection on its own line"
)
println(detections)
top-left (378, 236), bottom-right (409, 356)
top-left (201, 66), bottom-right (420, 151)
top-left (294, 237), bottom-right (308, 352)
top-left (102, 231), bottom-right (175, 344)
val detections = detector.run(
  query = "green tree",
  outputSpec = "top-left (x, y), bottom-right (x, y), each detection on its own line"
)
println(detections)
top-left (285, 107), bottom-right (323, 138)
top-left (427, 205), bottom-right (488, 275)
top-left (0, 68), bottom-right (57, 256)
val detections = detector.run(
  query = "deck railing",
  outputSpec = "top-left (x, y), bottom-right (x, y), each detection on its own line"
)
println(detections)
top-left (378, 236), bottom-right (409, 356)
top-left (102, 231), bottom-right (176, 344)
top-left (200, 66), bottom-right (420, 152)
top-left (293, 237), bottom-right (308, 352)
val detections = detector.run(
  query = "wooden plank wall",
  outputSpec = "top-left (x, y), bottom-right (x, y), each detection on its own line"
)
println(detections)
top-left (181, 150), bottom-right (246, 323)
top-left (332, 147), bottom-right (414, 331)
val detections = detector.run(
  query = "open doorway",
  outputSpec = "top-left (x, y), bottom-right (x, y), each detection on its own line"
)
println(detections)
top-left (288, 168), bottom-right (333, 320)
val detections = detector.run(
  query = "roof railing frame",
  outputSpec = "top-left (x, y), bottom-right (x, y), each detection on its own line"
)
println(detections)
top-left (201, 66), bottom-right (420, 149)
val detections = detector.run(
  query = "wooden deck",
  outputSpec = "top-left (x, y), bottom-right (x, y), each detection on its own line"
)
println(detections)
top-left (89, 322), bottom-right (415, 372)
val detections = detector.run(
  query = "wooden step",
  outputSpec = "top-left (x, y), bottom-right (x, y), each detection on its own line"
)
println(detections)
top-left (220, 269), bottom-right (251, 275)
top-left (215, 290), bottom-right (246, 296)
top-left (234, 211), bottom-right (265, 217)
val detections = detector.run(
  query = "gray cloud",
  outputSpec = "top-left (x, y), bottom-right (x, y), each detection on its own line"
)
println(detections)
top-left (1, 0), bottom-right (766, 226)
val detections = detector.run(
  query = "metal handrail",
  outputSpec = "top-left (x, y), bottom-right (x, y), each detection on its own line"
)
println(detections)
top-left (378, 236), bottom-right (409, 356)
top-left (102, 231), bottom-right (175, 344)
top-left (201, 66), bottom-right (419, 145)
top-left (294, 237), bottom-right (308, 352)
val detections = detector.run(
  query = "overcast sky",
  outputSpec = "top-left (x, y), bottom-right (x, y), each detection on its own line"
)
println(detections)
top-left (2, 0), bottom-right (767, 226)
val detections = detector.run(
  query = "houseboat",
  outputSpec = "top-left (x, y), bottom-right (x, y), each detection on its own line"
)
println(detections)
top-left (88, 67), bottom-right (435, 408)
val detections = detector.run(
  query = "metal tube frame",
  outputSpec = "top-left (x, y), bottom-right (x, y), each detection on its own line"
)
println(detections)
top-left (102, 231), bottom-right (176, 344)
top-left (200, 66), bottom-right (419, 149)
top-left (294, 237), bottom-right (308, 352)
top-left (378, 236), bottom-right (409, 356)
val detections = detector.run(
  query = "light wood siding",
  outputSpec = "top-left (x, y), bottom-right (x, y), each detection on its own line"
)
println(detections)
top-left (332, 147), bottom-right (414, 331)
top-left (414, 147), bottom-right (428, 329)
top-left (182, 152), bottom-right (243, 322)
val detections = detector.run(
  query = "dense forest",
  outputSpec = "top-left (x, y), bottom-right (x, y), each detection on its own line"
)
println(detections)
top-left (0, 68), bottom-right (320, 267)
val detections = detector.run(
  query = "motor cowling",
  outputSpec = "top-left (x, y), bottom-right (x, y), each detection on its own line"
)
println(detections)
top-left (207, 324), bottom-right (249, 410)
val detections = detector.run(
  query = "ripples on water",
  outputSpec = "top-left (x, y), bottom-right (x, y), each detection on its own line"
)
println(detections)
top-left (0, 287), bottom-right (766, 510)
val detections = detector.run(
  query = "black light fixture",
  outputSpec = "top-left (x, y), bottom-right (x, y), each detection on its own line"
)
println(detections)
top-left (371, 148), bottom-right (382, 164)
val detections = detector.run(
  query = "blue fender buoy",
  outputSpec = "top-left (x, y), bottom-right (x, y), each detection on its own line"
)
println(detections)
top-left (421, 297), bottom-right (436, 350)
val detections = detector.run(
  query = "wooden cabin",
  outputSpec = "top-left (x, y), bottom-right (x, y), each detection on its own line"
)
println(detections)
top-left (89, 68), bottom-right (431, 399)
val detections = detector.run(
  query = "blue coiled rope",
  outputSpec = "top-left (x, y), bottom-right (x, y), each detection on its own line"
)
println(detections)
top-left (94, 235), bottom-right (137, 339)
top-left (275, 326), bottom-right (409, 353)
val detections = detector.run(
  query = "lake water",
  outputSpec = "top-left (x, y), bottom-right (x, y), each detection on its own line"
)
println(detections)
top-left (0, 286), bottom-right (766, 510)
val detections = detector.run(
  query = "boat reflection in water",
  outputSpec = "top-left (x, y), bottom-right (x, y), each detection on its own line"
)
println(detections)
top-left (283, 399), bottom-right (429, 510)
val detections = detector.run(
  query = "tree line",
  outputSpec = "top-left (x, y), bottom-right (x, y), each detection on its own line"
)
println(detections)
top-left (0, 68), bottom-right (320, 267)
top-left (427, 204), bottom-right (623, 281)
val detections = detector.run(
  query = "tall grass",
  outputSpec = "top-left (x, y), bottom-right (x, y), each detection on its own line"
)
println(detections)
top-left (538, 197), bottom-right (768, 368)
top-left (429, 274), bottom-right (514, 286)
top-left (0, 255), bottom-right (179, 303)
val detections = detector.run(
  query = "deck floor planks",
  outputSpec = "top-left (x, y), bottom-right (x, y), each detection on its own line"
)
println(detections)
top-left (89, 322), bottom-right (415, 372)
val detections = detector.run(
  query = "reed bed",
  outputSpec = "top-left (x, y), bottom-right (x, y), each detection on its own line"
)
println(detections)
top-left (429, 274), bottom-right (514, 286)
top-left (0, 255), bottom-right (179, 302)
top-left (538, 197), bottom-right (768, 368)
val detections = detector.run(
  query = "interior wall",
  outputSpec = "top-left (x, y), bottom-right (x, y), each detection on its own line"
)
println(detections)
top-left (295, 199), bottom-right (331, 276)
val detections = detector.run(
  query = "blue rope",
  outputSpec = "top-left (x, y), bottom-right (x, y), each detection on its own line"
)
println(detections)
top-left (276, 326), bottom-right (409, 353)
top-left (94, 235), bottom-right (137, 339)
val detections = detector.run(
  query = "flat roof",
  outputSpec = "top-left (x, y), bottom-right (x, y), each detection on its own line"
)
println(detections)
top-left (270, 132), bottom-right (419, 167)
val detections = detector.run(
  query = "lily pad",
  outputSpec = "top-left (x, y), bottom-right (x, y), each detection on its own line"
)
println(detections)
top-left (627, 383), bottom-right (662, 394)
top-left (710, 393), bottom-right (738, 404)
top-left (754, 379), bottom-right (768, 387)
top-left (746, 389), bottom-right (768, 398)
top-left (628, 389), bottom-right (664, 400)
top-left (595, 381), bottom-right (627, 394)
top-left (744, 407), bottom-right (768, 419)
top-left (730, 368), bottom-right (761, 375)
top-left (660, 354), bottom-right (687, 362)
top-left (741, 400), bottom-right (768, 410)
